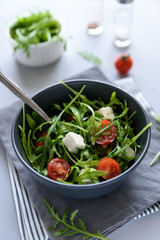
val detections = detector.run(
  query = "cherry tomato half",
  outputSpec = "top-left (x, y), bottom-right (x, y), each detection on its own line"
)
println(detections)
top-left (96, 120), bottom-right (116, 146)
top-left (47, 158), bottom-right (71, 181)
top-left (114, 54), bottom-right (133, 75)
top-left (35, 131), bottom-right (47, 148)
top-left (97, 157), bottom-right (121, 180)
top-left (65, 114), bottom-right (74, 122)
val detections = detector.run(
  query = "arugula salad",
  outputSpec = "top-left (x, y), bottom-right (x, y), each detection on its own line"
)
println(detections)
top-left (9, 10), bottom-right (66, 56)
top-left (19, 82), bottom-right (151, 184)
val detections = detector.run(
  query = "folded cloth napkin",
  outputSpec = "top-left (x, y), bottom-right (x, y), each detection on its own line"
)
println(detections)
top-left (0, 66), bottom-right (160, 240)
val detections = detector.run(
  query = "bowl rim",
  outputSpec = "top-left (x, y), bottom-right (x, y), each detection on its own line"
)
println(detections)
top-left (11, 79), bottom-right (151, 189)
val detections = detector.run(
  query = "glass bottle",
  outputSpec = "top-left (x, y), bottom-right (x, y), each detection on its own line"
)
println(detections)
top-left (113, 0), bottom-right (134, 47)
top-left (87, 0), bottom-right (104, 36)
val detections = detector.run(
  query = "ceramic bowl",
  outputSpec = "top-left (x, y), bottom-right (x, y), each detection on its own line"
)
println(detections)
top-left (10, 39), bottom-right (64, 67)
top-left (11, 80), bottom-right (151, 199)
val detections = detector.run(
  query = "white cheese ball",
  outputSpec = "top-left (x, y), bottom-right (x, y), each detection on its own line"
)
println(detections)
top-left (125, 146), bottom-right (136, 158)
top-left (62, 132), bottom-right (85, 153)
top-left (97, 106), bottom-right (115, 120)
top-left (79, 169), bottom-right (92, 184)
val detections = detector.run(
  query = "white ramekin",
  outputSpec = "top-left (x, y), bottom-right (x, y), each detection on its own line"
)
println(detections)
top-left (11, 39), bottom-right (64, 67)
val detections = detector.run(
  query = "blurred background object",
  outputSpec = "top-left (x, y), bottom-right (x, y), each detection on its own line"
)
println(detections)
top-left (113, 0), bottom-right (134, 47)
top-left (8, 10), bottom-right (66, 67)
top-left (87, 0), bottom-right (104, 36)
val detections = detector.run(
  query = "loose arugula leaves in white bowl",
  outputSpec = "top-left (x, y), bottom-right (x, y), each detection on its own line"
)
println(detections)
top-left (12, 80), bottom-right (151, 199)
top-left (9, 10), bottom-right (66, 67)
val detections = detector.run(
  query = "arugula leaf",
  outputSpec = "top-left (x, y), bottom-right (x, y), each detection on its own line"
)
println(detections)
top-left (78, 51), bottom-right (102, 65)
top-left (9, 10), bottom-right (66, 56)
top-left (73, 168), bottom-right (106, 184)
top-left (26, 113), bottom-right (37, 130)
top-left (44, 84), bottom-right (86, 151)
top-left (151, 113), bottom-right (160, 166)
top-left (153, 113), bottom-right (160, 132)
top-left (150, 150), bottom-right (160, 167)
top-left (19, 106), bottom-right (41, 167)
top-left (108, 122), bottom-right (152, 159)
top-left (59, 80), bottom-right (102, 110)
top-left (42, 198), bottom-right (111, 240)
top-left (153, 113), bottom-right (160, 124)
top-left (108, 91), bottom-right (125, 110)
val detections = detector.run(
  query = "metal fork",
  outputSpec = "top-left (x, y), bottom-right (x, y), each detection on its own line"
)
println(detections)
top-left (115, 77), bottom-right (160, 219)
top-left (7, 153), bottom-right (51, 240)
top-left (115, 77), bottom-right (155, 117)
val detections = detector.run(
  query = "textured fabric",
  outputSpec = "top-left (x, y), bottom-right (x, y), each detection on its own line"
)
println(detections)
top-left (0, 66), bottom-right (160, 240)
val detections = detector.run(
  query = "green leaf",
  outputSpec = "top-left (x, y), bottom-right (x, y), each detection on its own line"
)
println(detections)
top-left (73, 168), bottom-right (106, 184)
top-left (78, 158), bottom-right (99, 168)
top-left (83, 234), bottom-right (90, 240)
top-left (70, 209), bottom-right (78, 225)
top-left (47, 222), bottom-right (59, 231)
top-left (109, 122), bottom-right (152, 158)
top-left (42, 198), bottom-right (56, 216)
top-left (9, 10), bottom-right (66, 56)
top-left (32, 111), bottom-right (45, 125)
top-left (150, 150), bottom-right (160, 167)
top-left (107, 91), bottom-right (124, 109)
top-left (26, 113), bottom-right (37, 130)
top-left (114, 107), bottom-right (129, 120)
top-left (42, 198), bottom-right (111, 240)
top-left (79, 218), bottom-right (87, 231)
top-left (27, 129), bottom-right (35, 162)
top-left (62, 207), bottom-right (69, 221)
top-left (63, 231), bottom-right (77, 236)
top-left (153, 113), bottom-right (160, 124)
top-left (60, 121), bottom-right (88, 133)
top-left (54, 227), bottom-right (69, 236)
top-left (78, 51), bottom-right (102, 65)
top-left (83, 234), bottom-right (91, 239)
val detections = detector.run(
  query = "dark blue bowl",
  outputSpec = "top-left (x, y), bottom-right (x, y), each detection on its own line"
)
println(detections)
top-left (11, 80), bottom-right (151, 199)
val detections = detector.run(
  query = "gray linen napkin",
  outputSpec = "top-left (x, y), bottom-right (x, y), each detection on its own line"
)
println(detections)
top-left (0, 66), bottom-right (160, 240)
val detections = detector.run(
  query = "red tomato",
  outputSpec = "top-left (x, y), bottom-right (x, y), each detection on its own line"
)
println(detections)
top-left (35, 131), bottom-right (47, 148)
top-left (65, 114), bottom-right (74, 122)
top-left (35, 141), bottom-right (44, 148)
top-left (97, 157), bottom-right (121, 180)
top-left (47, 158), bottom-right (71, 181)
top-left (96, 120), bottom-right (116, 146)
top-left (114, 54), bottom-right (133, 75)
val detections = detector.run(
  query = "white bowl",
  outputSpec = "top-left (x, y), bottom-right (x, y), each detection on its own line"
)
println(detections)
top-left (11, 39), bottom-right (64, 67)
